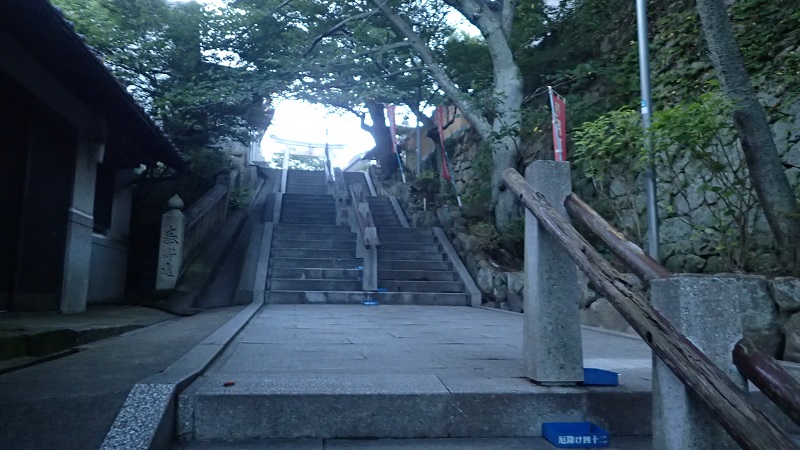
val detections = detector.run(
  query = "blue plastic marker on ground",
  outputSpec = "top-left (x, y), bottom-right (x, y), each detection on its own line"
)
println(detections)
top-left (377, 288), bottom-right (388, 292)
top-left (542, 422), bottom-right (609, 448)
top-left (363, 299), bottom-right (379, 306)
top-left (583, 368), bottom-right (619, 386)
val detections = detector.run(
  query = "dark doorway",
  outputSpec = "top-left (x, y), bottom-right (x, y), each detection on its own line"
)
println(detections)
top-left (0, 73), bottom-right (32, 311)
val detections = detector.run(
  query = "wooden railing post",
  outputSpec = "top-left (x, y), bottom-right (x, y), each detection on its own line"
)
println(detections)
top-left (651, 276), bottom-right (747, 450)
top-left (523, 161), bottom-right (584, 385)
top-left (156, 195), bottom-right (185, 291)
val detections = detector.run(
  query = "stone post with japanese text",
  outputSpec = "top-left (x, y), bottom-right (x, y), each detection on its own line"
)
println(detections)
top-left (156, 195), bottom-right (185, 291)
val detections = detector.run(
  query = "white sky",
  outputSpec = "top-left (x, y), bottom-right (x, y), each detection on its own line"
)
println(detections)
top-left (262, 99), bottom-right (376, 169)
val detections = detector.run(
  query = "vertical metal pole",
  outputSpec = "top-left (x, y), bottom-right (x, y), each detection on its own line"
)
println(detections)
top-left (636, 0), bottom-right (660, 260)
top-left (416, 122), bottom-right (421, 176)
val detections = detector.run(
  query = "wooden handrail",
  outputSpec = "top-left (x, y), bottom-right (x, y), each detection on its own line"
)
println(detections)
top-left (734, 338), bottom-right (800, 427)
top-left (503, 168), bottom-right (796, 450)
top-left (564, 188), bottom-right (800, 428)
top-left (565, 194), bottom-right (670, 281)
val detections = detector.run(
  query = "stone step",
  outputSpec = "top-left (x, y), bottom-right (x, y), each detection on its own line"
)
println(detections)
top-left (280, 217), bottom-right (337, 225)
top-left (286, 185), bottom-right (328, 195)
top-left (272, 239), bottom-right (354, 250)
top-left (380, 242), bottom-right (441, 252)
top-left (373, 220), bottom-right (402, 227)
top-left (366, 203), bottom-right (394, 210)
top-left (285, 191), bottom-right (328, 196)
top-left (268, 279), bottom-right (361, 291)
top-left (377, 227), bottom-right (434, 237)
top-left (286, 182), bottom-right (327, 186)
top-left (272, 248), bottom-right (355, 259)
top-left (269, 257), bottom-right (362, 269)
top-left (269, 268), bottom-right (361, 280)
top-left (379, 269), bottom-right (457, 282)
top-left (281, 205), bottom-right (336, 213)
top-left (273, 231), bottom-right (355, 241)
top-left (281, 213), bottom-right (338, 221)
top-left (371, 210), bottom-right (399, 217)
top-left (266, 291), bottom-right (469, 305)
top-left (377, 280), bottom-right (464, 293)
top-left (378, 250), bottom-right (445, 261)
top-left (188, 373), bottom-right (649, 441)
top-left (274, 224), bottom-right (351, 234)
top-left (281, 194), bottom-right (333, 201)
top-left (281, 209), bottom-right (337, 216)
top-left (379, 234), bottom-right (436, 244)
top-left (380, 260), bottom-right (452, 271)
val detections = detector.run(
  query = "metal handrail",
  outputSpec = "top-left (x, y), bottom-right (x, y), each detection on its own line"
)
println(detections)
top-left (503, 167), bottom-right (796, 450)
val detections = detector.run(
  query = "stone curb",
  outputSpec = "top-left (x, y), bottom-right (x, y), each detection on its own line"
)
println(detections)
top-left (433, 227), bottom-right (481, 306)
top-left (389, 195), bottom-right (410, 228)
top-left (0, 323), bottom-right (159, 373)
top-left (100, 299), bottom-right (263, 450)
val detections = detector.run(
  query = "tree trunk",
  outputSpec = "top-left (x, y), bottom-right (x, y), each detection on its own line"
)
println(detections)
top-left (361, 100), bottom-right (398, 178)
top-left (490, 56), bottom-right (523, 229)
top-left (372, 0), bottom-right (523, 228)
top-left (695, 0), bottom-right (800, 268)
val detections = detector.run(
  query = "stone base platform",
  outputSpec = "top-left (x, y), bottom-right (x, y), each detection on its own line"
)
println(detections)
top-left (179, 305), bottom-right (654, 442)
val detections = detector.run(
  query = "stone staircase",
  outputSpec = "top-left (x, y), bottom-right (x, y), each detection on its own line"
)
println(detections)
top-left (175, 169), bottom-right (653, 447)
top-left (267, 170), bottom-right (360, 303)
top-left (264, 170), bottom-right (474, 306)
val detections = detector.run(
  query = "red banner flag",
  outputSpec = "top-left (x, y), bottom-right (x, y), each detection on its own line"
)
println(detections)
top-left (386, 104), bottom-right (398, 154)
top-left (436, 105), bottom-right (451, 181)
top-left (549, 87), bottom-right (567, 162)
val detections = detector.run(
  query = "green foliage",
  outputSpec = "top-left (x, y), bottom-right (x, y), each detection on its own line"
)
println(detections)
top-left (573, 92), bottom-right (767, 271)
top-left (731, 0), bottom-right (800, 99)
top-left (651, 92), bottom-right (763, 271)
top-left (461, 142), bottom-right (493, 215)
top-left (228, 185), bottom-right (252, 211)
top-left (270, 154), bottom-right (326, 171)
top-left (54, 0), bottom-right (270, 147)
top-left (500, 216), bottom-right (526, 261)
top-left (468, 221), bottom-right (500, 255)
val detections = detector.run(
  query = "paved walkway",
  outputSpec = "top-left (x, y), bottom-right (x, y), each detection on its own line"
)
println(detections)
top-left (207, 304), bottom-right (652, 383)
top-left (0, 306), bottom-right (241, 450)
top-left (186, 304), bottom-right (653, 444)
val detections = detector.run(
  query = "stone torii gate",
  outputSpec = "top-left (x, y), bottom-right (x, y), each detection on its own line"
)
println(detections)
top-left (269, 134), bottom-right (347, 192)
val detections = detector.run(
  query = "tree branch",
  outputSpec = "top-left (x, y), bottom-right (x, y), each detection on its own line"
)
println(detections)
top-left (353, 41), bottom-right (412, 59)
top-left (306, 9), bottom-right (380, 56)
top-left (369, 0), bottom-right (492, 140)
top-left (380, 66), bottom-right (428, 79)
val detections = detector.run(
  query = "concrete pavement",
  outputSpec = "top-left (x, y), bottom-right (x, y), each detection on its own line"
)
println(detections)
top-left (0, 306), bottom-right (242, 450)
top-left (182, 304), bottom-right (654, 441)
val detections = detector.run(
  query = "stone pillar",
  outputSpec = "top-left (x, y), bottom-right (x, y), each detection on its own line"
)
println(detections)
top-left (523, 161), bottom-right (583, 384)
top-left (61, 127), bottom-right (104, 313)
top-left (363, 240), bottom-right (378, 292)
top-left (156, 195), bottom-right (186, 291)
top-left (651, 275), bottom-right (747, 450)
